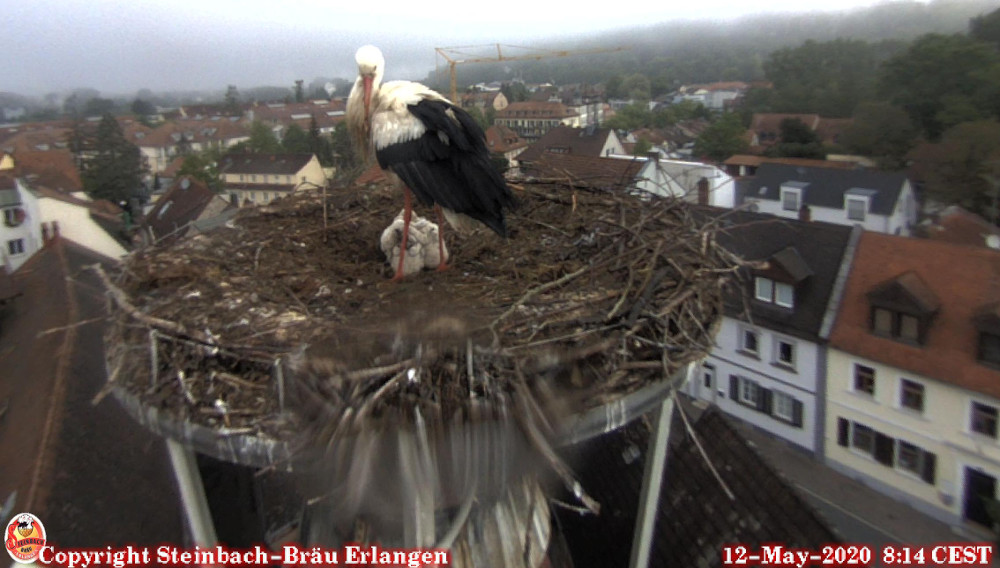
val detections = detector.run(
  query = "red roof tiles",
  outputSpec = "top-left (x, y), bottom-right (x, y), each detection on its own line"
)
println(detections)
top-left (830, 232), bottom-right (1000, 398)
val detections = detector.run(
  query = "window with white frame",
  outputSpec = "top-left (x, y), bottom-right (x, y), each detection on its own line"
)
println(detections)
top-left (896, 440), bottom-right (923, 475)
top-left (774, 338), bottom-right (796, 369)
top-left (754, 277), bottom-right (794, 308)
top-left (772, 391), bottom-right (795, 422)
top-left (853, 364), bottom-right (876, 395)
top-left (971, 402), bottom-right (998, 438)
top-left (836, 418), bottom-right (936, 484)
top-left (7, 239), bottom-right (25, 255)
top-left (900, 379), bottom-right (925, 412)
top-left (739, 327), bottom-right (759, 355)
top-left (852, 423), bottom-right (875, 454)
top-left (739, 377), bottom-right (760, 405)
top-left (755, 277), bottom-right (773, 302)
top-left (781, 188), bottom-right (800, 211)
top-left (846, 197), bottom-right (867, 221)
top-left (774, 282), bottom-right (794, 308)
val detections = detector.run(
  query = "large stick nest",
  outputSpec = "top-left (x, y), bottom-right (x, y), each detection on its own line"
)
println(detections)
top-left (102, 181), bottom-right (739, 445)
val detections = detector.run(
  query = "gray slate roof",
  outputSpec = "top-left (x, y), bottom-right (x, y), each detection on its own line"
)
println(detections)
top-left (699, 208), bottom-right (855, 341)
top-left (741, 163), bottom-right (908, 216)
top-left (555, 402), bottom-right (838, 567)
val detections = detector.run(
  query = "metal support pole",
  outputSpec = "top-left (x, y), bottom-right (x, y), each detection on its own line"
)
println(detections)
top-left (167, 439), bottom-right (218, 548)
top-left (628, 393), bottom-right (676, 568)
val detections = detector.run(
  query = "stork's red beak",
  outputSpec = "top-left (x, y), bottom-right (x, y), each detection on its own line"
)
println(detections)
top-left (363, 75), bottom-right (373, 118)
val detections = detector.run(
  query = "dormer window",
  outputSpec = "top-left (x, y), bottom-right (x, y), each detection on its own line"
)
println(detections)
top-left (780, 182), bottom-right (807, 212)
top-left (752, 246), bottom-right (812, 311)
top-left (754, 277), bottom-right (794, 308)
top-left (845, 188), bottom-right (876, 222)
top-left (846, 197), bottom-right (867, 221)
top-left (866, 271), bottom-right (939, 346)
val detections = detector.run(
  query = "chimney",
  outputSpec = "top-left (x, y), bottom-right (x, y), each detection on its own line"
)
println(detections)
top-left (799, 205), bottom-right (811, 222)
top-left (646, 151), bottom-right (659, 163)
top-left (697, 177), bottom-right (710, 206)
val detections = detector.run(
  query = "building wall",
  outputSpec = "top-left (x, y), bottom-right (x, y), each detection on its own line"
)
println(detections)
top-left (825, 349), bottom-right (1000, 526)
top-left (0, 180), bottom-right (44, 273)
top-left (634, 159), bottom-right (735, 208)
top-left (752, 198), bottom-right (895, 234)
top-left (37, 197), bottom-right (127, 260)
top-left (687, 316), bottom-right (822, 453)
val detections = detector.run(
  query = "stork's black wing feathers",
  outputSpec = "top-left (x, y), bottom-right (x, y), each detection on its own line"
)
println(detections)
top-left (375, 99), bottom-right (516, 237)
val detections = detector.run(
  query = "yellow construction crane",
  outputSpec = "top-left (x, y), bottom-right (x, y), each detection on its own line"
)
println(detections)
top-left (434, 44), bottom-right (629, 104)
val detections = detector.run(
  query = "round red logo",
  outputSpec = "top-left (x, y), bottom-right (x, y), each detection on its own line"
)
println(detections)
top-left (5, 513), bottom-right (46, 563)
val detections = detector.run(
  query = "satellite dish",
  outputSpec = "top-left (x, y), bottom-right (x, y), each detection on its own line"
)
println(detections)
top-left (180, 178), bottom-right (190, 190)
top-left (986, 234), bottom-right (1000, 250)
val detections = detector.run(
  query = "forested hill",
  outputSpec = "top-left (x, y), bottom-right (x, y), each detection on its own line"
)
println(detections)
top-left (423, 0), bottom-right (997, 90)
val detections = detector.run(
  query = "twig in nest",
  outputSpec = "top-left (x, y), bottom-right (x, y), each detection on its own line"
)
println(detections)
top-left (491, 264), bottom-right (591, 345)
top-left (90, 264), bottom-right (214, 345)
top-left (213, 371), bottom-right (268, 390)
top-left (37, 316), bottom-right (106, 338)
top-left (91, 358), bottom-right (124, 406)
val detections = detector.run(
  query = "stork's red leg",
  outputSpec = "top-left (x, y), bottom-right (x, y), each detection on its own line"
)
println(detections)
top-left (434, 205), bottom-right (450, 271)
top-left (392, 187), bottom-right (414, 282)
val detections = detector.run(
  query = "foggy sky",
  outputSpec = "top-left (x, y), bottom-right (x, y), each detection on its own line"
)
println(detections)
top-left (4, 0), bottom-right (917, 97)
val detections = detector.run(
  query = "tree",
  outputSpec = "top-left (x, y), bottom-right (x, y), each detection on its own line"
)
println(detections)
top-left (224, 85), bottom-right (242, 116)
top-left (246, 121), bottom-right (283, 153)
top-left (604, 75), bottom-right (624, 100)
top-left (177, 148), bottom-right (223, 192)
top-left (764, 39), bottom-right (880, 117)
top-left (764, 118), bottom-right (825, 159)
top-left (694, 113), bottom-right (749, 162)
top-left (330, 123), bottom-right (364, 180)
top-left (500, 82), bottom-right (528, 103)
top-left (633, 138), bottom-right (653, 156)
top-left (971, 7), bottom-right (1000, 49)
top-left (880, 33), bottom-right (1000, 140)
top-left (81, 113), bottom-right (146, 203)
top-left (841, 102), bottom-right (918, 170)
top-left (281, 123), bottom-right (311, 153)
top-left (175, 134), bottom-right (193, 157)
top-left (605, 103), bottom-right (652, 130)
top-left (621, 73), bottom-right (651, 101)
top-left (919, 120), bottom-right (1000, 222)
top-left (465, 107), bottom-right (490, 132)
top-left (131, 98), bottom-right (156, 117)
top-left (307, 116), bottom-right (334, 167)
top-left (84, 97), bottom-right (116, 117)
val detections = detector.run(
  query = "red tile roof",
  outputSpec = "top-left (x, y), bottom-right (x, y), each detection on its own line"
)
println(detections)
top-left (517, 126), bottom-right (617, 163)
top-left (495, 101), bottom-right (576, 120)
top-left (522, 153), bottom-right (642, 190)
top-left (485, 125), bottom-right (528, 154)
top-left (830, 232), bottom-right (1000, 398)
top-left (920, 206), bottom-right (1000, 249)
top-left (12, 150), bottom-right (84, 193)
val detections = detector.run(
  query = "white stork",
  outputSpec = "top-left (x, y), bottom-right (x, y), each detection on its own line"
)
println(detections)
top-left (346, 45), bottom-right (516, 281)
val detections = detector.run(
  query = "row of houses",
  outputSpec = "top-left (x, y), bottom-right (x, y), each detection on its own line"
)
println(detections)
top-left (683, 202), bottom-right (1000, 531)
